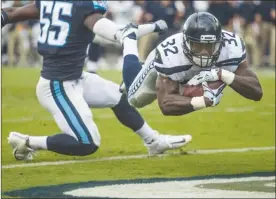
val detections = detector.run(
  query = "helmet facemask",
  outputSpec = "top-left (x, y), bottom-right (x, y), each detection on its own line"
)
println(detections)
top-left (183, 34), bottom-right (222, 68)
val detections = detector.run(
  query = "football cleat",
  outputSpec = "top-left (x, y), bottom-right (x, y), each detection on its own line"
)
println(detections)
top-left (153, 19), bottom-right (168, 33)
top-left (116, 23), bottom-right (138, 46)
top-left (145, 134), bottom-right (192, 156)
top-left (8, 132), bottom-right (35, 161)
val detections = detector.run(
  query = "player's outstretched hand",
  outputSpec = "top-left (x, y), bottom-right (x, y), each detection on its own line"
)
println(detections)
top-left (202, 82), bottom-right (223, 107)
top-left (188, 68), bottom-right (222, 86)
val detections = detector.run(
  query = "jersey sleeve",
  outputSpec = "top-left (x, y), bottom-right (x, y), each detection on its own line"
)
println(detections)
top-left (238, 37), bottom-right (247, 63)
top-left (153, 33), bottom-right (193, 82)
top-left (76, 1), bottom-right (107, 18)
top-left (153, 48), bottom-right (171, 77)
top-left (154, 47), bottom-right (192, 82)
top-left (216, 31), bottom-right (247, 68)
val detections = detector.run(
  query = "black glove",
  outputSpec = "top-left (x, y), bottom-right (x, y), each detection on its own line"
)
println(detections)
top-left (1, 9), bottom-right (9, 28)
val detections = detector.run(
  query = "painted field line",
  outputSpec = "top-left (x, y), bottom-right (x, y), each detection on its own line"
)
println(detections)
top-left (2, 146), bottom-right (275, 169)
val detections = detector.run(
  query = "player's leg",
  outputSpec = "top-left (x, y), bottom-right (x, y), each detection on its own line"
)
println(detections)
top-left (86, 42), bottom-right (102, 73)
top-left (120, 24), bottom-right (158, 108)
top-left (121, 24), bottom-right (141, 92)
top-left (82, 71), bottom-right (159, 144)
top-left (82, 72), bottom-right (192, 156)
top-left (120, 20), bottom-right (168, 91)
top-left (37, 77), bottom-right (101, 155)
top-left (8, 77), bottom-right (101, 160)
top-left (127, 54), bottom-right (158, 108)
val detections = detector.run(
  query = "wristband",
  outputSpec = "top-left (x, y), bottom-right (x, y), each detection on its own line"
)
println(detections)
top-left (191, 96), bottom-right (206, 110)
top-left (221, 69), bottom-right (235, 85)
top-left (1, 9), bottom-right (9, 28)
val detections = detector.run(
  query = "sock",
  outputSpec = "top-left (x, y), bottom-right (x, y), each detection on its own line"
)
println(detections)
top-left (123, 38), bottom-right (142, 92)
top-left (46, 134), bottom-right (98, 156)
top-left (135, 122), bottom-right (159, 144)
top-left (137, 24), bottom-right (155, 39)
top-left (28, 136), bottom-right (48, 150)
top-left (123, 38), bottom-right (138, 57)
top-left (112, 94), bottom-right (145, 132)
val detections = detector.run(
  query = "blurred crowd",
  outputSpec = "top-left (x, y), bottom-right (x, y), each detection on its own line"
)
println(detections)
top-left (1, 0), bottom-right (275, 71)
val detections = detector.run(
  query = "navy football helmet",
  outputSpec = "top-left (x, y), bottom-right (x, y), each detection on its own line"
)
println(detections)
top-left (182, 12), bottom-right (222, 68)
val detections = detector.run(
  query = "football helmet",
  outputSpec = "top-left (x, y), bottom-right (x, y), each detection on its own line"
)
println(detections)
top-left (182, 12), bottom-right (222, 68)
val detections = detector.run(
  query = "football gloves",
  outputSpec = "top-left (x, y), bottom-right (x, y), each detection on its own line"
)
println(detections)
top-left (188, 68), bottom-right (222, 86)
top-left (202, 81), bottom-right (223, 107)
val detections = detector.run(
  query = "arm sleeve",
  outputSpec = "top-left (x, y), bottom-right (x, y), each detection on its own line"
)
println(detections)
top-left (79, 1), bottom-right (107, 18)
top-left (239, 37), bottom-right (247, 64)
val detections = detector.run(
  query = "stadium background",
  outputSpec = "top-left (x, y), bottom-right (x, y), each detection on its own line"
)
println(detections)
top-left (1, 0), bottom-right (275, 198)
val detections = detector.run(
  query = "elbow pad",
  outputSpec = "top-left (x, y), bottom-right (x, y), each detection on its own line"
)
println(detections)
top-left (92, 18), bottom-right (120, 42)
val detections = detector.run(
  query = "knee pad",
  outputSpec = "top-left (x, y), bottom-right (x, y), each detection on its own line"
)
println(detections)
top-left (128, 89), bottom-right (157, 108)
top-left (127, 61), bottom-right (157, 108)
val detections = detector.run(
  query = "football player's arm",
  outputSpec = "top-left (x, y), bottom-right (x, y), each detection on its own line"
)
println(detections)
top-left (1, 3), bottom-right (39, 28)
top-left (156, 75), bottom-right (212, 116)
top-left (84, 12), bottom-right (166, 43)
top-left (228, 60), bottom-right (263, 101)
top-left (188, 61), bottom-right (263, 101)
top-left (84, 13), bottom-right (120, 42)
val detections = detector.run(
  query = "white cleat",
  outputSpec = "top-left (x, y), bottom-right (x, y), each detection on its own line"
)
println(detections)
top-left (145, 134), bottom-right (192, 156)
top-left (116, 23), bottom-right (138, 46)
top-left (8, 132), bottom-right (35, 161)
top-left (153, 19), bottom-right (168, 33)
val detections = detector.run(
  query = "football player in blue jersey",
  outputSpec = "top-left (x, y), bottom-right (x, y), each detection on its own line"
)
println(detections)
top-left (2, 1), bottom-right (192, 160)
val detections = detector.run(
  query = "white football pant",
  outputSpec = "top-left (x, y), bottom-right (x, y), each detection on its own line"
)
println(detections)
top-left (128, 50), bottom-right (158, 108)
top-left (36, 71), bottom-right (122, 146)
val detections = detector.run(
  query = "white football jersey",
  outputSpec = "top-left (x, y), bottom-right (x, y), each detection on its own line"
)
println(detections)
top-left (153, 30), bottom-right (246, 83)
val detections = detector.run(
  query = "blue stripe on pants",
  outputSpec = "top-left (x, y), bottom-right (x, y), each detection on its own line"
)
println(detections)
top-left (53, 81), bottom-right (90, 144)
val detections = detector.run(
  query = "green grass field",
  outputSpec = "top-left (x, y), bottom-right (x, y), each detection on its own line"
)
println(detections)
top-left (1, 68), bottom-right (275, 198)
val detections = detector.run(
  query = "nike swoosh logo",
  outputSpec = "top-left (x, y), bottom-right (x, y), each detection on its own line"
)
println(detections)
top-left (171, 139), bottom-right (186, 144)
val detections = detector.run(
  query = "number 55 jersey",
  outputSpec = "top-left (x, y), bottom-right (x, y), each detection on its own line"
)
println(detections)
top-left (35, 0), bottom-right (107, 81)
top-left (128, 30), bottom-right (246, 108)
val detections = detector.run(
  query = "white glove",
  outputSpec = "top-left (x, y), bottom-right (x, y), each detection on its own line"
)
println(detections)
top-left (188, 68), bottom-right (221, 86)
top-left (213, 92), bottom-right (223, 106)
top-left (202, 82), bottom-right (223, 107)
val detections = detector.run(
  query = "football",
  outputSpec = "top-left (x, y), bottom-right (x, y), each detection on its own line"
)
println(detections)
top-left (181, 80), bottom-right (226, 97)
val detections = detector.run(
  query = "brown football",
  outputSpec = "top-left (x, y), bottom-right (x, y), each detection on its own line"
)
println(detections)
top-left (182, 80), bottom-right (226, 97)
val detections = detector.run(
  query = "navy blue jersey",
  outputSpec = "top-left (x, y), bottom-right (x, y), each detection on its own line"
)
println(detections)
top-left (35, 0), bottom-right (107, 80)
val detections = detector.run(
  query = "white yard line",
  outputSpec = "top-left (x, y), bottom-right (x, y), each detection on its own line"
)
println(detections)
top-left (2, 146), bottom-right (275, 169)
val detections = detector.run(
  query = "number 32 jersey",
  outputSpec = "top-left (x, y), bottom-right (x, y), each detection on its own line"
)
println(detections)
top-left (153, 30), bottom-right (247, 83)
top-left (35, 0), bottom-right (107, 80)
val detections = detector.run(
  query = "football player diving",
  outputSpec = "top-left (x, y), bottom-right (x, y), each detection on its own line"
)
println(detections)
top-left (120, 12), bottom-right (263, 115)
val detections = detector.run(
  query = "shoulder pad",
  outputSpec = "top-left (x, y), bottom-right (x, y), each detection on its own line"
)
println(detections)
top-left (216, 30), bottom-right (246, 68)
top-left (75, 1), bottom-right (107, 17)
top-left (155, 33), bottom-right (192, 76)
